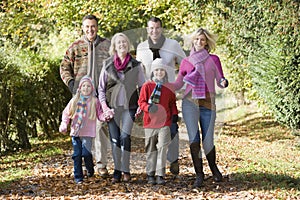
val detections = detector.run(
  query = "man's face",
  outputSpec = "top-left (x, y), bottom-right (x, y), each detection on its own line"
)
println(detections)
top-left (82, 19), bottom-right (98, 41)
top-left (147, 21), bottom-right (163, 43)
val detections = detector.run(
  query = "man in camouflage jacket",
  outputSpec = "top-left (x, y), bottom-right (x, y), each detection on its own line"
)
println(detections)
top-left (60, 14), bottom-right (111, 177)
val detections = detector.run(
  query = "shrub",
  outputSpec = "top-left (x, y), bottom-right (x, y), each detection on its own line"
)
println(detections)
top-left (0, 46), bottom-right (71, 153)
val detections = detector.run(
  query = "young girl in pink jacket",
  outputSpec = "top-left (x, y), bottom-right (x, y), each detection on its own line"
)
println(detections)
top-left (59, 75), bottom-right (105, 184)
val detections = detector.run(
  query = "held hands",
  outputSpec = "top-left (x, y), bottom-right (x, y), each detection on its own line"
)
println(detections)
top-left (148, 104), bottom-right (158, 113)
top-left (104, 108), bottom-right (115, 121)
top-left (101, 102), bottom-right (115, 121)
top-left (59, 122), bottom-right (68, 133)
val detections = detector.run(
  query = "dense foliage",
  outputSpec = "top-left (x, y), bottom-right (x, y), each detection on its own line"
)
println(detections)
top-left (215, 0), bottom-right (300, 129)
top-left (0, 46), bottom-right (71, 152)
top-left (0, 0), bottom-right (299, 152)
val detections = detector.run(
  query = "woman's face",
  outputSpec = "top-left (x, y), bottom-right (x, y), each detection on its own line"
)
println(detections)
top-left (193, 34), bottom-right (207, 51)
top-left (115, 36), bottom-right (129, 55)
top-left (80, 81), bottom-right (93, 96)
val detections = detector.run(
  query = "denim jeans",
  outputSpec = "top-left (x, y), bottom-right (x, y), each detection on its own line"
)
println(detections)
top-left (107, 106), bottom-right (136, 179)
top-left (182, 98), bottom-right (216, 156)
top-left (72, 137), bottom-right (94, 183)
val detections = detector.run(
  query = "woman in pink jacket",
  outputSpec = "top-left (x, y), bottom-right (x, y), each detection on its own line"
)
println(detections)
top-left (173, 28), bottom-right (228, 188)
top-left (59, 75), bottom-right (105, 184)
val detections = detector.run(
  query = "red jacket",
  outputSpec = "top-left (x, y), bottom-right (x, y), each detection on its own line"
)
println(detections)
top-left (138, 81), bottom-right (178, 128)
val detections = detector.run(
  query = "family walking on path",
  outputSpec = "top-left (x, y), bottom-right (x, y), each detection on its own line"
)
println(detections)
top-left (59, 14), bottom-right (228, 188)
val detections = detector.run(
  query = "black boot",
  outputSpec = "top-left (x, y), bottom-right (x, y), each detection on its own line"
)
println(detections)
top-left (206, 146), bottom-right (222, 182)
top-left (190, 143), bottom-right (204, 188)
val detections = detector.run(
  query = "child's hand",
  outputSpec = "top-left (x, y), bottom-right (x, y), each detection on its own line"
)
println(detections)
top-left (135, 107), bottom-right (143, 118)
top-left (148, 104), bottom-right (158, 113)
top-left (172, 114), bottom-right (179, 123)
top-left (59, 123), bottom-right (67, 133)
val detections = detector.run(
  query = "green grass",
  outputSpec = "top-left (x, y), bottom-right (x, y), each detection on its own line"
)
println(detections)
top-left (0, 133), bottom-right (69, 189)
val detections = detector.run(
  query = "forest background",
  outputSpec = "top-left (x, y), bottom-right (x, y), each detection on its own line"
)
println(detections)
top-left (0, 0), bottom-right (299, 158)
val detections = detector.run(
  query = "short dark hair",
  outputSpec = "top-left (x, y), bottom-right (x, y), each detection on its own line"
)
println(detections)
top-left (148, 16), bottom-right (162, 27)
top-left (82, 15), bottom-right (99, 25)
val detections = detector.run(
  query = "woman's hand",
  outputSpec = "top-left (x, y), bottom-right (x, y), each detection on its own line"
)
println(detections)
top-left (101, 102), bottom-right (115, 121)
top-left (220, 78), bottom-right (229, 88)
top-left (104, 108), bottom-right (115, 121)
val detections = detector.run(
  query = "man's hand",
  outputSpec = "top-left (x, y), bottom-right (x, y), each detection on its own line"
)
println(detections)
top-left (68, 79), bottom-right (75, 93)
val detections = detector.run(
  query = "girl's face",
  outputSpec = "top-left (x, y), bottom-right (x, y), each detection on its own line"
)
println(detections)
top-left (80, 81), bottom-right (93, 96)
top-left (115, 36), bottom-right (129, 56)
top-left (153, 68), bottom-right (166, 81)
top-left (193, 34), bottom-right (207, 51)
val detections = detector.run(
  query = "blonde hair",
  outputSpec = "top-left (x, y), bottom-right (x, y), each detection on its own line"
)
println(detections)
top-left (109, 33), bottom-right (131, 56)
top-left (191, 28), bottom-right (217, 52)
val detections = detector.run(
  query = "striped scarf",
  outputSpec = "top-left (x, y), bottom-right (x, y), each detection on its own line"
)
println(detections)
top-left (148, 82), bottom-right (162, 104)
top-left (72, 94), bottom-right (88, 136)
top-left (183, 48), bottom-right (209, 99)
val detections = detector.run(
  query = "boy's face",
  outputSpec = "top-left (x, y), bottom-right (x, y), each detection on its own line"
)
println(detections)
top-left (80, 81), bottom-right (93, 96)
top-left (153, 68), bottom-right (166, 81)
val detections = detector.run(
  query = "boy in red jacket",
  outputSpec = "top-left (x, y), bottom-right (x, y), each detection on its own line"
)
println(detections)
top-left (138, 58), bottom-right (178, 185)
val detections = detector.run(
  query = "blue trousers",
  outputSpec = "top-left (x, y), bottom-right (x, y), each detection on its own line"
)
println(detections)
top-left (182, 98), bottom-right (216, 157)
top-left (72, 137), bottom-right (94, 183)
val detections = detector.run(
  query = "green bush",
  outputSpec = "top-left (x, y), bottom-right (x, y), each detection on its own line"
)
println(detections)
top-left (216, 0), bottom-right (300, 130)
top-left (0, 46), bottom-right (71, 153)
top-left (249, 39), bottom-right (300, 130)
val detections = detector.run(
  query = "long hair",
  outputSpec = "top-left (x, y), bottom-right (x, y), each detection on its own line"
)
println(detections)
top-left (190, 28), bottom-right (217, 52)
top-left (69, 94), bottom-right (97, 120)
top-left (69, 77), bottom-right (97, 120)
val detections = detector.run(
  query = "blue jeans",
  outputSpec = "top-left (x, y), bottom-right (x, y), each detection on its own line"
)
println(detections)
top-left (107, 107), bottom-right (136, 179)
top-left (182, 98), bottom-right (216, 156)
top-left (72, 137), bottom-right (94, 183)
